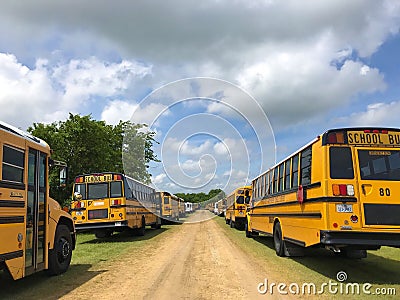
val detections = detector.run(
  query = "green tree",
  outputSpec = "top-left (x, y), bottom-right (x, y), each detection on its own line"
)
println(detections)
top-left (176, 189), bottom-right (225, 203)
top-left (122, 122), bottom-right (160, 184)
top-left (28, 114), bottom-right (159, 205)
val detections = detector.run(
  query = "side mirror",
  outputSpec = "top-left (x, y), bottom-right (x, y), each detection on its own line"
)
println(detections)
top-left (74, 192), bottom-right (82, 201)
top-left (60, 166), bottom-right (67, 187)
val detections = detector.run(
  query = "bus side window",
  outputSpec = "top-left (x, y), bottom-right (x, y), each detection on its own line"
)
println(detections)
top-left (291, 154), bottom-right (299, 188)
top-left (268, 170), bottom-right (273, 194)
top-left (285, 159), bottom-right (291, 191)
top-left (2, 145), bottom-right (24, 183)
top-left (300, 147), bottom-right (312, 185)
top-left (278, 163), bottom-right (284, 192)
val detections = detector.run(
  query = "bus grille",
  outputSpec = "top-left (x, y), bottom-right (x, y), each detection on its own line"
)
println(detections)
top-left (88, 209), bottom-right (108, 220)
top-left (364, 204), bottom-right (400, 226)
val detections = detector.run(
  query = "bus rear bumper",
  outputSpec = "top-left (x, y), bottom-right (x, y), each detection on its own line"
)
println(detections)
top-left (75, 221), bottom-right (128, 231)
top-left (320, 230), bottom-right (400, 247)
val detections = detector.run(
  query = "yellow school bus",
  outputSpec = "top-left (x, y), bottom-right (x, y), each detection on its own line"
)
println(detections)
top-left (225, 186), bottom-right (251, 229)
top-left (213, 198), bottom-right (226, 216)
top-left (178, 197), bottom-right (186, 218)
top-left (247, 128), bottom-right (400, 258)
top-left (0, 121), bottom-right (75, 280)
top-left (156, 191), bottom-right (181, 223)
top-left (70, 172), bottom-right (161, 238)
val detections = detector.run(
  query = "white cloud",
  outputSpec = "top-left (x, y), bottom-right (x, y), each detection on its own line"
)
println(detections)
top-left (338, 101), bottom-right (400, 127)
top-left (101, 100), bottom-right (136, 125)
top-left (0, 53), bottom-right (150, 129)
top-left (152, 173), bottom-right (166, 185)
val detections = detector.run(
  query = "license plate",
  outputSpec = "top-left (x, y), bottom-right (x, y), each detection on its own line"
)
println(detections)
top-left (336, 204), bottom-right (353, 213)
top-left (115, 222), bottom-right (122, 226)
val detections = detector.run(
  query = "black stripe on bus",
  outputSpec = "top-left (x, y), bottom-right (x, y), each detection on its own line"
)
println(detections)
top-left (127, 205), bottom-right (150, 209)
top-left (126, 211), bottom-right (154, 215)
top-left (249, 212), bottom-right (322, 218)
top-left (0, 200), bottom-right (25, 208)
top-left (252, 196), bottom-right (357, 209)
top-left (70, 207), bottom-right (86, 211)
top-left (0, 250), bottom-right (23, 261)
top-left (0, 216), bottom-right (24, 224)
top-left (0, 181), bottom-right (25, 190)
top-left (284, 237), bottom-right (306, 247)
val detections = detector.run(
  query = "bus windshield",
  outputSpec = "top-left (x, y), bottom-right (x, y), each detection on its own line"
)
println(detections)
top-left (358, 150), bottom-right (400, 181)
top-left (88, 183), bottom-right (108, 199)
top-left (236, 196), bottom-right (244, 204)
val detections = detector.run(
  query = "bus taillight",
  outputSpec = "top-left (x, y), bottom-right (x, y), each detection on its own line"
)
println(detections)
top-left (327, 132), bottom-right (345, 144)
top-left (111, 199), bottom-right (121, 206)
top-left (75, 177), bottom-right (83, 183)
top-left (75, 201), bottom-right (85, 208)
top-left (332, 184), bottom-right (354, 196)
top-left (114, 174), bottom-right (122, 180)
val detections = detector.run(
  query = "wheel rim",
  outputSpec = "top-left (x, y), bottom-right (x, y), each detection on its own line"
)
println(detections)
top-left (57, 237), bottom-right (70, 263)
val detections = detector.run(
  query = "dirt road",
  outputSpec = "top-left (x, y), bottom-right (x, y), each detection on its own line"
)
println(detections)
top-left (60, 210), bottom-right (283, 299)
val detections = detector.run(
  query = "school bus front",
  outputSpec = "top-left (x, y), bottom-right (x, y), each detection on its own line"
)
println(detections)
top-left (0, 121), bottom-right (75, 280)
top-left (71, 173), bottom-right (127, 232)
top-left (71, 173), bottom-right (159, 238)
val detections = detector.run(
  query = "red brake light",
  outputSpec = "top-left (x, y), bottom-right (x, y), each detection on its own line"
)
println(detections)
top-left (328, 133), bottom-right (337, 143)
top-left (339, 184), bottom-right (347, 196)
top-left (372, 130), bottom-right (379, 133)
top-left (381, 130), bottom-right (388, 134)
top-left (113, 174), bottom-right (122, 180)
top-left (327, 132), bottom-right (344, 144)
top-left (364, 130), bottom-right (371, 133)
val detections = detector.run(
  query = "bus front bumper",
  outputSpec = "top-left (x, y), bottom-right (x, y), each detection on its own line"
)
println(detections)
top-left (320, 230), bottom-right (400, 247)
top-left (74, 220), bottom-right (128, 231)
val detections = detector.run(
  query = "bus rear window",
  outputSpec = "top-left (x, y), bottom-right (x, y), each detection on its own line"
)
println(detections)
top-left (330, 147), bottom-right (354, 179)
top-left (358, 150), bottom-right (400, 181)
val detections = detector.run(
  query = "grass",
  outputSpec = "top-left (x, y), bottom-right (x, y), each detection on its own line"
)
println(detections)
top-left (0, 226), bottom-right (175, 300)
top-left (213, 216), bottom-right (400, 299)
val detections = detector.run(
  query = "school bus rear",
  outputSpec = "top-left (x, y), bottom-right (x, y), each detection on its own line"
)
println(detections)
top-left (321, 128), bottom-right (400, 249)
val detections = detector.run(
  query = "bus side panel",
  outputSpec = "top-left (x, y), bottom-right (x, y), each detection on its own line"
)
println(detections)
top-left (1, 223), bottom-right (25, 280)
top-left (248, 213), bottom-right (273, 235)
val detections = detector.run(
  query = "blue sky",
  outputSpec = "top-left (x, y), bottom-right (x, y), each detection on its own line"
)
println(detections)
top-left (1, 0), bottom-right (400, 194)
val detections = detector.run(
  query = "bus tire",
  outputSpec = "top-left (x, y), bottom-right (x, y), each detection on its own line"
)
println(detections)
top-left (95, 230), bottom-right (112, 239)
top-left (273, 222), bottom-right (285, 257)
top-left (48, 225), bottom-right (73, 275)
top-left (230, 218), bottom-right (234, 228)
top-left (245, 222), bottom-right (252, 238)
top-left (137, 217), bottom-right (146, 236)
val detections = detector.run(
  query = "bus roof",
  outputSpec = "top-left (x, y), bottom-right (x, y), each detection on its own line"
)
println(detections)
top-left (0, 120), bottom-right (49, 148)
